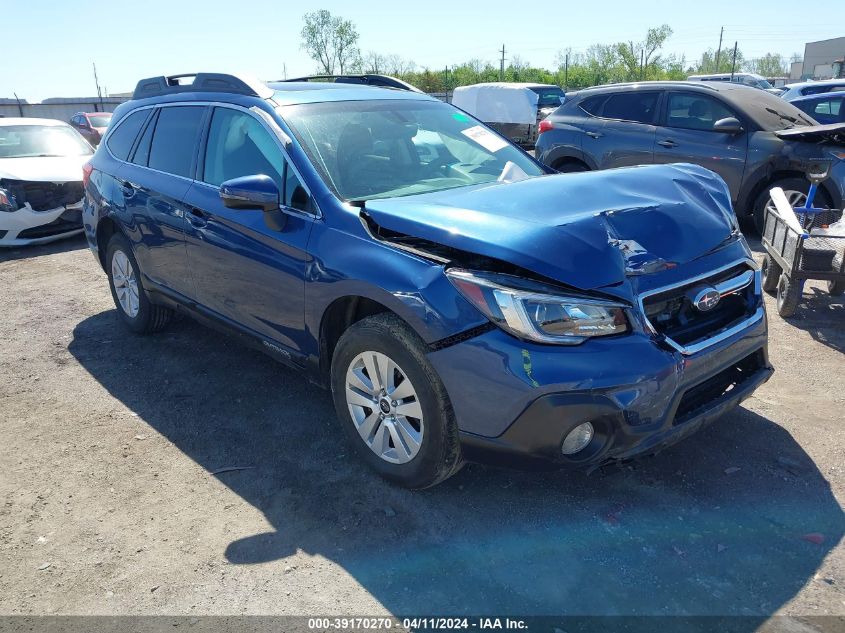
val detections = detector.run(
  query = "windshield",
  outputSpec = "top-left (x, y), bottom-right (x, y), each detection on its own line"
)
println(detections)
top-left (282, 99), bottom-right (544, 201)
top-left (0, 125), bottom-right (93, 158)
top-left (87, 115), bottom-right (112, 127)
top-left (531, 87), bottom-right (565, 107)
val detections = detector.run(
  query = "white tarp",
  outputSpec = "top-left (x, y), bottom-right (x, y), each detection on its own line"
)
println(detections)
top-left (451, 84), bottom-right (539, 125)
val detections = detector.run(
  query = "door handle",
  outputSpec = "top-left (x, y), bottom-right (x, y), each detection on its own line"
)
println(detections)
top-left (187, 207), bottom-right (208, 228)
top-left (657, 139), bottom-right (677, 148)
top-left (585, 131), bottom-right (603, 139)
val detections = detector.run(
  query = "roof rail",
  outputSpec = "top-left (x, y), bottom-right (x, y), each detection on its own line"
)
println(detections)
top-left (132, 73), bottom-right (274, 100)
top-left (277, 74), bottom-right (422, 93)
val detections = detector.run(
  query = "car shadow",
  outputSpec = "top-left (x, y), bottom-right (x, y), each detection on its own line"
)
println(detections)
top-left (779, 286), bottom-right (845, 354)
top-left (68, 310), bottom-right (844, 621)
top-left (0, 233), bottom-right (88, 263)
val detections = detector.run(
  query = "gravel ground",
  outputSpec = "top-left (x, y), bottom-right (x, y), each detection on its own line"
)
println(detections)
top-left (0, 235), bottom-right (843, 626)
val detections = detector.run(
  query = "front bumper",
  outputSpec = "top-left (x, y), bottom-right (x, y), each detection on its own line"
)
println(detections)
top-left (0, 200), bottom-right (84, 247)
top-left (427, 307), bottom-right (771, 468)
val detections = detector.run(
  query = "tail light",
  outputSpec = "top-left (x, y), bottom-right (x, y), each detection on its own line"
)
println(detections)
top-left (82, 162), bottom-right (94, 188)
top-left (538, 120), bottom-right (554, 135)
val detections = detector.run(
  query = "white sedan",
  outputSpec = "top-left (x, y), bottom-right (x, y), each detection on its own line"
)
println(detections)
top-left (0, 118), bottom-right (93, 247)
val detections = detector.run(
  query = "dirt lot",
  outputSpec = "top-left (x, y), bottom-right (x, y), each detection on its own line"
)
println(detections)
top-left (1, 235), bottom-right (843, 626)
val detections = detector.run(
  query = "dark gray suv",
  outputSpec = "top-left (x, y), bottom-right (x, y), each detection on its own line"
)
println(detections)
top-left (535, 81), bottom-right (845, 230)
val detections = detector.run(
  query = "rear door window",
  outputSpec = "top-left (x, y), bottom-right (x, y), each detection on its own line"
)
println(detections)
top-left (594, 92), bottom-right (659, 124)
top-left (666, 93), bottom-right (737, 131)
top-left (148, 106), bottom-right (206, 178)
top-left (106, 110), bottom-right (149, 161)
top-left (579, 95), bottom-right (608, 117)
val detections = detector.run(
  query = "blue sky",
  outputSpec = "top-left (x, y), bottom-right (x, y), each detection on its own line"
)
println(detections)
top-left (4, 0), bottom-right (843, 101)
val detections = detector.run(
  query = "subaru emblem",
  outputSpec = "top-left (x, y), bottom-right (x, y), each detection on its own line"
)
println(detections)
top-left (693, 287), bottom-right (721, 312)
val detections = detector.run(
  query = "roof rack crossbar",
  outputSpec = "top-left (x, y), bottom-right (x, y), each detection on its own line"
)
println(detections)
top-left (132, 73), bottom-right (273, 100)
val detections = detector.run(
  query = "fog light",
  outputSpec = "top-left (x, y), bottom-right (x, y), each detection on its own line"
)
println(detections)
top-left (561, 422), bottom-right (594, 455)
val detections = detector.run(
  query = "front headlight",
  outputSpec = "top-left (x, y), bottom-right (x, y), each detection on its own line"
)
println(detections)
top-left (446, 269), bottom-right (629, 345)
top-left (0, 188), bottom-right (18, 213)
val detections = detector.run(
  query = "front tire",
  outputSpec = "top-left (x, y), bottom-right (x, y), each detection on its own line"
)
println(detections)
top-left (105, 233), bottom-right (172, 334)
top-left (776, 273), bottom-right (802, 318)
top-left (330, 313), bottom-right (462, 489)
top-left (761, 254), bottom-right (782, 295)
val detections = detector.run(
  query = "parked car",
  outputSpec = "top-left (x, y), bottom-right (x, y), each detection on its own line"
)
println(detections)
top-left (780, 79), bottom-right (845, 102)
top-left (70, 111), bottom-right (113, 146)
top-left (687, 72), bottom-right (780, 94)
top-left (535, 81), bottom-right (845, 231)
top-left (0, 118), bottom-right (92, 246)
top-left (452, 83), bottom-right (565, 148)
top-left (83, 73), bottom-right (772, 488)
top-left (790, 90), bottom-right (845, 124)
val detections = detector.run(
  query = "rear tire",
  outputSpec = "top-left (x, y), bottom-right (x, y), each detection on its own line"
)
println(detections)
top-left (330, 313), bottom-right (463, 489)
top-left (761, 254), bottom-right (782, 295)
top-left (776, 273), bottom-right (802, 318)
top-left (554, 160), bottom-right (589, 174)
top-left (105, 233), bottom-right (172, 334)
top-left (752, 177), bottom-right (831, 234)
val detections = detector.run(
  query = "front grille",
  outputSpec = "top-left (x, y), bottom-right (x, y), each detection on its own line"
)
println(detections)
top-left (674, 351), bottom-right (764, 425)
top-left (641, 263), bottom-right (757, 350)
top-left (0, 179), bottom-right (84, 211)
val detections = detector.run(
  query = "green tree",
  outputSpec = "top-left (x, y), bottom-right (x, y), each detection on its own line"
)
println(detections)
top-left (745, 53), bottom-right (788, 77)
top-left (695, 46), bottom-right (746, 74)
top-left (300, 10), bottom-right (360, 74)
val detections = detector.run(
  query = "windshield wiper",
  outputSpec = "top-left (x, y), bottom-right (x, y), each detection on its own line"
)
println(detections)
top-left (765, 108), bottom-right (799, 124)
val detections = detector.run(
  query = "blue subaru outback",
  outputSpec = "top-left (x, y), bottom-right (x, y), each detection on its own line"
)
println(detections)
top-left (83, 73), bottom-right (772, 488)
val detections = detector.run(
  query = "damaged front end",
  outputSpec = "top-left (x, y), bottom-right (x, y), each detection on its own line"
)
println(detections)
top-left (355, 163), bottom-right (769, 467)
top-left (0, 179), bottom-right (85, 244)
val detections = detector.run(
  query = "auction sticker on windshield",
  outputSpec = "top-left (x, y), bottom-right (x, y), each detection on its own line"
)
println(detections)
top-left (461, 125), bottom-right (509, 152)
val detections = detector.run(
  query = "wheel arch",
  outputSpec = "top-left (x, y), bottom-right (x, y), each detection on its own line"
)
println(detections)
top-left (319, 295), bottom-right (396, 385)
top-left (741, 168), bottom-right (839, 215)
top-left (95, 216), bottom-right (122, 272)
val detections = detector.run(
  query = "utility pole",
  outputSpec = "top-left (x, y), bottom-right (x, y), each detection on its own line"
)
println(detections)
top-left (283, 63), bottom-right (287, 80)
top-left (499, 44), bottom-right (506, 81)
top-left (715, 26), bottom-right (724, 71)
top-left (640, 49), bottom-right (645, 80)
top-left (92, 62), bottom-right (104, 112)
top-left (564, 52), bottom-right (569, 88)
top-left (730, 42), bottom-right (738, 80)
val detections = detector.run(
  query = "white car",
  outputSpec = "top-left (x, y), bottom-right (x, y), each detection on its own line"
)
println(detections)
top-left (0, 118), bottom-right (93, 247)
top-left (780, 78), bottom-right (845, 102)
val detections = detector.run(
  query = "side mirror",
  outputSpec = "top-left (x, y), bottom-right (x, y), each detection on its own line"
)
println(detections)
top-left (805, 160), bottom-right (831, 185)
top-left (712, 117), bottom-right (743, 134)
top-left (219, 175), bottom-right (280, 212)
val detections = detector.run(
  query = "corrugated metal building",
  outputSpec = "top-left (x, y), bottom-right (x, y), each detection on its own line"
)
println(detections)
top-left (802, 37), bottom-right (845, 79)
top-left (0, 96), bottom-right (128, 121)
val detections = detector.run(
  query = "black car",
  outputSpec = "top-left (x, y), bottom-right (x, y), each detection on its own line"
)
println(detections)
top-left (535, 81), bottom-right (845, 230)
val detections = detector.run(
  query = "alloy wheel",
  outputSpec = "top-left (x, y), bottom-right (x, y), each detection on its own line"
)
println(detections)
top-left (345, 351), bottom-right (424, 464)
top-left (765, 189), bottom-right (807, 216)
top-left (111, 250), bottom-right (140, 318)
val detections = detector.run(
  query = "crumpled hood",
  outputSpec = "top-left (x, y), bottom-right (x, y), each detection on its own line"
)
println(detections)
top-left (773, 122), bottom-right (845, 144)
top-left (363, 163), bottom-right (737, 290)
top-left (0, 155), bottom-right (90, 183)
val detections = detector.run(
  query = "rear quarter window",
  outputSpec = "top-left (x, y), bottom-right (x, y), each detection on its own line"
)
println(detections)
top-left (148, 106), bottom-right (206, 178)
top-left (106, 110), bottom-right (149, 161)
